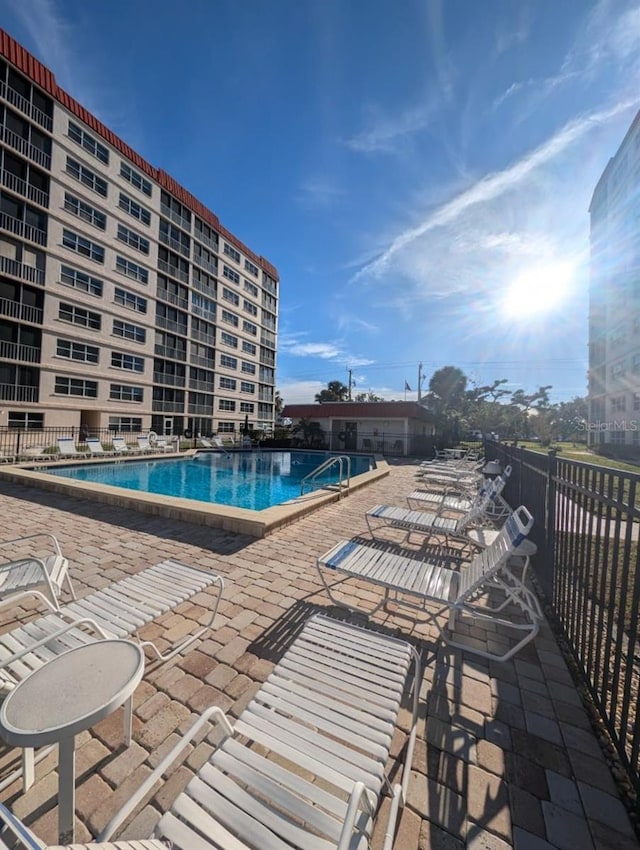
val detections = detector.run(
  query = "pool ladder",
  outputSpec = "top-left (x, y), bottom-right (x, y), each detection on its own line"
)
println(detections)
top-left (300, 455), bottom-right (352, 498)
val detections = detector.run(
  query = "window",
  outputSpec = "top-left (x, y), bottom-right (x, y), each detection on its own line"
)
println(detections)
top-left (242, 340), bottom-right (256, 356)
top-left (112, 352), bottom-right (144, 372)
top-left (56, 339), bottom-right (99, 363)
top-left (220, 354), bottom-right (237, 369)
top-left (223, 242), bottom-right (241, 263)
top-left (611, 395), bottom-right (626, 412)
top-left (108, 416), bottom-right (142, 432)
top-left (110, 383), bottom-right (143, 402)
top-left (217, 421), bottom-right (234, 433)
top-left (243, 320), bottom-right (257, 336)
top-left (66, 156), bottom-right (107, 197)
top-left (118, 192), bottom-right (151, 226)
top-left (240, 381), bottom-right (255, 394)
top-left (241, 361), bottom-right (256, 375)
top-left (60, 265), bottom-right (103, 296)
top-left (114, 287), bottom-right (147, 313)
top-left (244, 259), bottom-right (259, 277)
top-left (243, 300), bottom-right (257, 316)
top-left (7, 411), bottom-right (44, 430)
top-left (219, 377), bottom-right (236, 390)
top-left (221, 309), bottom-right (238, 327)
top-left (222, 287), bottom-right (240, 306)
top-left (220, 331), bottom-right (238, 348)
top-left (55, 376), bottom-right (98, 397)
top-left (240, 402), bottom-right (254, 413)
top-left (244, 279), bottom-right (258, 297)
top-left (223, 265), bottom-right (240, 284)
top-left (120, 162), bottom-right (152, 196)
top-left (64, 193), bottom-right (106, 229)
top-left (62, 228), bottom-right (104, 263)
top-left (117, 224), bottom-right (150, 254)
top-left (59, 302), bottom-right (101, 330)
top-left (116, 255), bottom-right (149, 284)
top-left (113, 319), bottom-right (146, 343)
top-left (68, 121), bottom-right (109, 164)
top-left (218, 399), bottom-right (236, 411)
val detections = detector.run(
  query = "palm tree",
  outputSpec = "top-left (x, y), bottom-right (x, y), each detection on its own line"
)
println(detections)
top-left (291, 418), bottom-right (325, 448)
top-left (315, 381), bottom-right (349, 403)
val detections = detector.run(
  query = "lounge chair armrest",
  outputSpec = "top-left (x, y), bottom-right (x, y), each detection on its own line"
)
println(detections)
top-left (337, 780), bottom-right (376, 850)
top-left (0, 533), bottom-right (62, 557)
top-left (0, 616), bottom-right (111, 669)
top-left (0, 588), bottom-right (58, 613)
top-left (98, 705), bottom-right (233, 842)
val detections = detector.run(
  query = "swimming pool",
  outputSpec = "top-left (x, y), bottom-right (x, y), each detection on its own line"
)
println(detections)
top-left (45, 450), bottom-right (374, 511)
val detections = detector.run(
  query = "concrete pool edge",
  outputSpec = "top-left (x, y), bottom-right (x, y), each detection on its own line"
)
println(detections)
top-left (0, 456), bottom-right (390, 538)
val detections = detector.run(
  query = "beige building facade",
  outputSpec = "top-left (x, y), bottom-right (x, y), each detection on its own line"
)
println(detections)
top-left (588, 110), bottom-right (640, 453)
top-left (0, 30), bottom-right (278, 440)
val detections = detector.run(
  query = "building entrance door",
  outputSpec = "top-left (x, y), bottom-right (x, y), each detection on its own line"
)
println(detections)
top-left (344, 421), bottom-right (357, 451)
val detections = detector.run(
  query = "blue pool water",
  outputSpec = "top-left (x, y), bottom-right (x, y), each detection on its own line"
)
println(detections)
top-left (45, 450), bottom-right (374, 511)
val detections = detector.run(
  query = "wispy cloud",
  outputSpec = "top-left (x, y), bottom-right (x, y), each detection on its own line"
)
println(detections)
top-left (352, 99), bottom-right (638, 284)
top-left (279, 333), bottom-right (375, 369)
top-left (296, 175), bottom-right (344, 209)
top-left (343, 101), bottom-right (437, 154)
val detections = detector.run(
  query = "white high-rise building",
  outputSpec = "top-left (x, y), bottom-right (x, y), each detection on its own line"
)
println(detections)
top-left (588, 111), bottom-right (640, 452)
top-left (0, 29), bottom-right (279, 440)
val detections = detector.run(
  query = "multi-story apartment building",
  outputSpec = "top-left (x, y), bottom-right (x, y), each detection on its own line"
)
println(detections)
top-left (588, 110), bottom-right (640, 452)
top-left (0, 30), bottom-right (278, 439)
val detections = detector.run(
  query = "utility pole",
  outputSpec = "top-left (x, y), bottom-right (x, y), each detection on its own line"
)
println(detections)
top-left (347, 368), bottom-right (354, 401)
top-left (417, 362), bottom-right (423, 403)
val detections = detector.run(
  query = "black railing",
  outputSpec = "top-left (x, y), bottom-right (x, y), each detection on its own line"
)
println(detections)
top-left (490, 441), bottom-right (640, 800)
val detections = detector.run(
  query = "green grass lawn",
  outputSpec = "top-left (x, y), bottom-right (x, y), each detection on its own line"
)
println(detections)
top-left (517, 442), bottom-right (640, 474)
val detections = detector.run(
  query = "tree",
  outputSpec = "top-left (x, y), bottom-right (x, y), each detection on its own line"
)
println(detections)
top-left (354, 391), bottom-right (384, 402)
top-left (274, 390), bottom-right (284, 418)
top-left (510, 386), bottom-right (553, 441)
top-left (315, 381), bottom-right (349, 403)
top-left (291, 418), bottom-right (325, 448)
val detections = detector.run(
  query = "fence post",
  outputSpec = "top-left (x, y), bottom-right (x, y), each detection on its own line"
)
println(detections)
top-left (544, 448), bottom-right (557, 600)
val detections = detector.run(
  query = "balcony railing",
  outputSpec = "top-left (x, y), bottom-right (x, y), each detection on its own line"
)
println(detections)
top-left (154, 344), bottom-right (186, 361)
top-left (0, 81), bottom-right (53, 131)
top-left (0, 297), bottom-right (43, 324)
top-left (0, 255), bottom-right (44, 286)
top-left (157, 258), bottom-right (189, 285)
top-left (0, 382), bottom-right (39, 402)
top-left (0, 168), bottom-right (49, 208)
top-left (156, 288), bottom-right (189, 311)
top-left (193, 229), bottom-right (218, 253)
top-left (188, 379), bottom-right (215, 393)
top-left (190, 354), bottom-right (215, 369)
top-left (151, 400), bottom-right (184, 413)
top-left (0, 339), bottom-right (40, 362)
top-left (152, 372), bottom-right (185, 388)
top-left (159, 229), bottom-right (190, 258)
top-left (0, 211), bottom-right (47, 246)
top-left (193, 255), bottom-right (217, 275)
top-left (188, 403), bottom-right (213, 415)
top-left (191, 305), bottom-right (216, 322)
top-left (190, 328), bottom-right (215, 344)
top-left (0, 125), bottom-right (51, 169)
top-left (156, 316), bottom-right (188, 335)
top-left (191, 277), bottom-right (217, 299)
top-left (160, 203), bottom-right (191, 233)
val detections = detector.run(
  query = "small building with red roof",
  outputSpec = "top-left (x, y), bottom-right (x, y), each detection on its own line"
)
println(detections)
top-left (280, 401), bottom-right (435, 456)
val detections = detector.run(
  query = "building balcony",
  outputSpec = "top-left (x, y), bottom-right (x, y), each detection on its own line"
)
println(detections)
top-left (156, 288), bottom-right (188, 311)
top-left (0, 211), bottom-right (46, 246)
top-left (152, 372), bottom-right (185, 388)
top-left (0, 297), bottom-right (43, 324)
top-left (0, 255), bottom-right (44, 286)
top-left (160, 203), bottom-right (191, 233)
top-left (193, 229), bottom-right (218, 253)
top-left (158, 229), bottom-right (190, 258)
top-left (0, 339), bottom-right (40, 362)
top-left (191, 305), bottom-right (216, 322)
top-left (154, 344), bottom-right (187, 361)
top-left (0, 382), bottom-right (39, 402)
top-left (157, 258), bottom-right (189, 285)
top-left (187, 403), bottom-right (212, 415)
top-left (151, 400), bottom-right (184, 413)
top-left (0, 80), bottom-right (53, 131)
top-left (156, 316), bottom-right (188, 336)
top-left (188, 379), bottom-right (214, 393)
top-left (193, 255), bottom-right (217, 275)
top-left (0, 124), bottom-right (51, 169)
top-left (190, 354), bottom-right (215, 369)
top-left (0, 168), bottom-right (49, 208)
top-left (190, 328), bottom-right (215, 344)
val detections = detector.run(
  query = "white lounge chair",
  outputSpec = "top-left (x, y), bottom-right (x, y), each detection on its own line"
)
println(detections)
top-left (154, 436), bottom-right (174, 452)
top-left (0, 533), bottom-right (75, 609)
top-left (318, 505), bottom-right (541, 662)
top-left (0, 452), bottom-right (15, 464)
top-left (85, 438), bottom-right (114, 457)
top-left (111, 436), bottom-right (132, 454)
top-left (135, 435), bottom-right (155, 453)
top-left (408, 465), bottom-right (512, 521)
top-left (0, 613), bottom-right (419, 850)
top-left (57, 437), bottom-right (89, 458)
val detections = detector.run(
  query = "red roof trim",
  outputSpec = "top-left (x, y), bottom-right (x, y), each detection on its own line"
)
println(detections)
top-left (0, 28), bottom-right (278, 280)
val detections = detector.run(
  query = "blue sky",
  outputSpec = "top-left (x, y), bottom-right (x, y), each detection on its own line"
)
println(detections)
top-left (3, 0), bottom-right (640, 404)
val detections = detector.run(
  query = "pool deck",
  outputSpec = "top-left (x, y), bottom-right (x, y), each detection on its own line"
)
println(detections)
top-left (0, 459), bottom-right (637, 849)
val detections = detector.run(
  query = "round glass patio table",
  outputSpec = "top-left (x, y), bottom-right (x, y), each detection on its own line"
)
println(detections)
top-left (0, 639), bottom-right (144, 844)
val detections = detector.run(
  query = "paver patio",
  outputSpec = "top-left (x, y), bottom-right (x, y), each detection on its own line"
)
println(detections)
top-left (0, 459), bottom-right (637, 849)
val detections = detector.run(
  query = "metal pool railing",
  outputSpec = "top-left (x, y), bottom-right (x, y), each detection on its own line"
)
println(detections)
top-left (489, 441), bottom-right (640, 801)
top-left (300, 455), bottom-right (352, 497)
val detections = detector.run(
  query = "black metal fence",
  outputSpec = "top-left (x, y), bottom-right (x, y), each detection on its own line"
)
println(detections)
top-left (489, 441), bottom-right (640, 799)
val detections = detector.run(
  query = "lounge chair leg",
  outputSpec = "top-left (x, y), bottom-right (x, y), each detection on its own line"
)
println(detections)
top-left (22, 748), bottom-right (34, 792)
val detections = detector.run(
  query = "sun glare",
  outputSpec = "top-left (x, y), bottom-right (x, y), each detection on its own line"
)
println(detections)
top-left (502, 262), bottom-right (575, 319)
